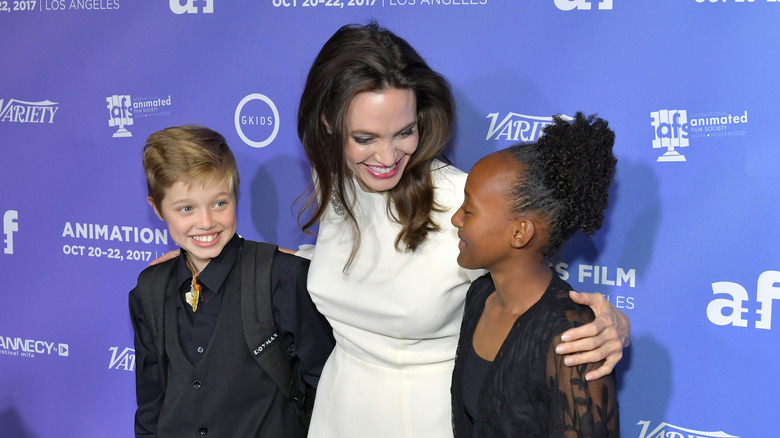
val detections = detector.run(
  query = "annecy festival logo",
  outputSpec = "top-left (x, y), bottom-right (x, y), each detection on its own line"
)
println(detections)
top-left (637, 420), bottom-right (738, 438)
top-left (486, 113), bottom-right (571, 143)
top-left (107, 95), bottom-right (134, 137)
top-left (0, 98), bottom-right (59, 124)
top-left (0, 335), bottom-right (69, 359)
top-left (235, 93), bottom-right (280, 148)
top-left (650, 109), bottom-right (689, 162)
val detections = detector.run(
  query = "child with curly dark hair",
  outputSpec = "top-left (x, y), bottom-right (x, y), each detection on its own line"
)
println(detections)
top-left (450, 113), bottom-right (620, 437)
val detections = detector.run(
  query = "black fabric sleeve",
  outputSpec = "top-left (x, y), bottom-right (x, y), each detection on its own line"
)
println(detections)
top-left (129, 289), bottom-right (163, 438)
top-left (270, 251), bottom-right (335, 388)
top-left (547, 331), bottom-right (620, 437)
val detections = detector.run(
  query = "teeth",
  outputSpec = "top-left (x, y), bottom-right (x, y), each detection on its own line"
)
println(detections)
top-left (193, 234), bottom-right (218, 243)
top-left (366, 162), bottom-right (397, 174)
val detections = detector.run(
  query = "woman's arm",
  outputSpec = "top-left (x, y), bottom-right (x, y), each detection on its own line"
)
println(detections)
top-left (555, 291), bottom-right (631, 381)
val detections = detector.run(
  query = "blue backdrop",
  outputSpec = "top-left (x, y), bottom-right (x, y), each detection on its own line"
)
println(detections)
top-left (2, 1), bottom-right (778, 437)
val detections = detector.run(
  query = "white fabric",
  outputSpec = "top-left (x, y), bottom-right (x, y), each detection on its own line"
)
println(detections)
top-left (306, 162), bottom-right (482, 438)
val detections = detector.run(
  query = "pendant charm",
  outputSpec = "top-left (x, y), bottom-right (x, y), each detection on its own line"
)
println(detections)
top-left (187, 283), bottom-right (201, 312)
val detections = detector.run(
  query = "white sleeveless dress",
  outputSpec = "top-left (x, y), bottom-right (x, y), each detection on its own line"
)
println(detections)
top-left (305, 162), bottom-right (480, 438)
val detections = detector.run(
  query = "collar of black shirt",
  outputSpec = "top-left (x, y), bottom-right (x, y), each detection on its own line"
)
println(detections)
top-left (175, 234), bottom-right (243, 295)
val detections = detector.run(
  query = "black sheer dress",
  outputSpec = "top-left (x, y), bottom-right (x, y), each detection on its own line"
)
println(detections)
top-left (451, 272), bottom-right (619, 437)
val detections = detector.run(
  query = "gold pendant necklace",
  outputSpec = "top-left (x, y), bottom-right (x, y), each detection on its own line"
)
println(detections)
top-left (184, 254), bottom-right (202, 312)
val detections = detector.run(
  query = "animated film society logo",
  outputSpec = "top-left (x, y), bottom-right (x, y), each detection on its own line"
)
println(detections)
top-left (555, 0), bottom-right (613, 10)
top-left (486, 113), bottom-right (572, 143)
top-left (650, 109), bottom-right (749, 163)
top-left (106, 94), bottom-right (173, 138)
top-left (170, 0), bottom-right (213, 14)
top-left (637, 420), bottom-right (738, 438)
top-left (108, 346), bottom-right (135, 371)
top-left (707, 270), bottom-right (779, 330)
top-left (4, 209), bottom-right (18, 255)
top-left (235, 93), bottom-right (280, 148)
top-left (0, 98), bottom-right (59, 124)
top-left (0, 335), bottom-right (69, 359)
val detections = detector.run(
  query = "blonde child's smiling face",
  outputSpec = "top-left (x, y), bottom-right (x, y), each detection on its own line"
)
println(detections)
top-left (151, 179), bottom-right (237, 272)
top-left (343, 87), bottom-right (419, 193)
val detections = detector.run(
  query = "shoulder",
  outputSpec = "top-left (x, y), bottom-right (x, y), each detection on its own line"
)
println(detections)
top-left (272, 250), bottom-right (311, 273)
top-left (130, 258), bottom-right (177, 299)
top-left (431, 160), bottom-right (467, 209)
top-left (547, 275), bottom-right (595, 326)
top-left (431, 160), bottom-right (467, 188)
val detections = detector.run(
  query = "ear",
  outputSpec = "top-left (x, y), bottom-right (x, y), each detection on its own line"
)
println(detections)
top-left (510, 219), bottom-right (535, 249)
top-left (148, 197), bottom-right (164, 221)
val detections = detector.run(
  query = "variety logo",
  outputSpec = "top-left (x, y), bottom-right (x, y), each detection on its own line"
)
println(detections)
top-left (235, 93), bottom-right (280, 148)
top-left (650, 109), bottom-right (689, 162)
top-left (108, 346), bottom-right (135, 371)
top-left (170, 0), bottom-right (213, 14)
top-left (107, 95), bottom-right (134, 137)
top-left (637, 420), bottom-right (738, 438)
top-left (0, 98), bottom-right (59, 123)
top-left (486, 113), bottom-right (571, 143)
top-left (555, 0), bottom-right (613, 10)
top-left (707, 270), bottom-right (779, 330)
top-left (3, 210), bottom-right (18, 255)
top-left (0, 336), bottom-right (69, 359)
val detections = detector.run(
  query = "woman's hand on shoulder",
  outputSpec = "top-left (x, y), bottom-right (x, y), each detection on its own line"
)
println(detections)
top-left (555, 290), bottom-right (631, 381)
top-left (149, 249), bottom-right (179, 266)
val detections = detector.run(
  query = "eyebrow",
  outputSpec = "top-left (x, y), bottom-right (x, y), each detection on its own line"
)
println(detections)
top-left (349, 120), bottom-right (418, 137)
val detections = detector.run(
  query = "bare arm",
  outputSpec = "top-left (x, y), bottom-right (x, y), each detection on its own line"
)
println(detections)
top-left (555, 291), bottom-right (631, 381)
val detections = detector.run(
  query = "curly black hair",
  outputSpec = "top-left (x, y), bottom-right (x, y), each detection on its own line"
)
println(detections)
top-left (505, 112), bottom-right (616, 257)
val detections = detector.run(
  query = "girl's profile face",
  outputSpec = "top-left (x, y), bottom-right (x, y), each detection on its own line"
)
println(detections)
top-left (451, 152), bottom-right (518, 271)
top-left (343, 87), bottom-right (419, 193)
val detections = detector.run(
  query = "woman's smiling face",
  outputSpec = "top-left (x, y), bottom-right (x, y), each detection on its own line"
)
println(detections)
top-left (343, 87), bottom-right (419, 193)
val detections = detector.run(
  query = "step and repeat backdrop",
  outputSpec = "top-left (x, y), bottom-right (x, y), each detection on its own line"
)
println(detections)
top-left (1, 1), bottom-right (778, 437)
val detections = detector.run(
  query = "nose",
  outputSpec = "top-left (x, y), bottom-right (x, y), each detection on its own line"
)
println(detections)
top-left (451, 205), bottom-right (464, 227)
top-left (373, 140), bottom-right (396, 167)
top-left (196, 209), bottom-right (216, 229)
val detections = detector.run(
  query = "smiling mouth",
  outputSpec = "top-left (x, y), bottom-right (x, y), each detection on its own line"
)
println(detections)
top-left (364, 160), bottom-right (400, 174)
top-left (192, 233), bottom-right (219, 243)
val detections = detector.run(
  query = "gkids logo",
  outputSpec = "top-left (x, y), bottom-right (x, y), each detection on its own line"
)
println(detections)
top-left (555, 0), bottom-right (613, 10)
top-left (107, 95), bottom-right (133, 137)
top-left (108, 346), bottom-right (135, 371)
top-left (0, 98), bottom-right (59, 123)
top-left (235, 93), bottom-right (280, 148)
top-left (486, 113), bottom-right (569, 143)
top-left (707, 270), bottom-right (780, 330)
top-left (4, 210), bottom-right (18, 255)
top-left (170, 0), bottom-right (213, 14)
top-left (650, 109), bottom-right (689, 162)
top-left (637, 420), bottom-right (738, 438)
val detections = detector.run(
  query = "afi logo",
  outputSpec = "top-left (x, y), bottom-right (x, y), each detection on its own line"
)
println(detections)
top-left (650, 109), bottom-right (689, 162)
top-left (106, 95), bottom-right (133, 137)
top-left (108, 347), bottom-right (135, 371)
top-left (3, 210), bottom-right (18, 254)
top-left (555, 0), bottom-right (613, 10)
top-left (170, 0), bottom-right (213, 14)
top-left (707, 270), bottom-right (780, 330)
